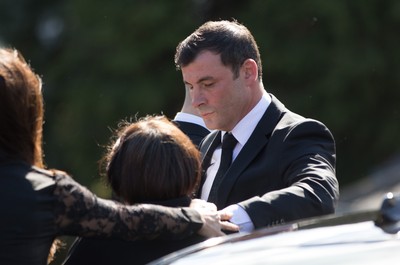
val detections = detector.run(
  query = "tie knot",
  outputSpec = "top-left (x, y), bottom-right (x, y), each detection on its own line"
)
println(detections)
top-left (222, 132), bottom-right (237, 150)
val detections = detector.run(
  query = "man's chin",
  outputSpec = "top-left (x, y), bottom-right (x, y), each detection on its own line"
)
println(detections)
top-left (204, 122), bottom-right (217, 131)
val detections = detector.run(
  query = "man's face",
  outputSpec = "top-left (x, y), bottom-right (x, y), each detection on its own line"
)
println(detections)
top-left (181, 51), bottom-right (252, 131)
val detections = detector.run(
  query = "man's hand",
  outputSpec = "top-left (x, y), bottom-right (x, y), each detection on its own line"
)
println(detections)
top-left (190, 199), bottom-right (239, 237)
top-left (219, 204), bottom-right (255, 232)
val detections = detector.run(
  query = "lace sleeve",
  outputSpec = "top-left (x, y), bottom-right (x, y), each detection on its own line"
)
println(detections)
top-left (53, 172), bottom-right (202, 241)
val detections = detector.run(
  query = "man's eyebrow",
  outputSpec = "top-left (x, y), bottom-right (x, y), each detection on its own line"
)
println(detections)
top-left (197, 76), bottom-right (214, 83)
top-left (184, 76), bottom-right (215, 86)
top-left (183, 76), bottom-right (215, 86)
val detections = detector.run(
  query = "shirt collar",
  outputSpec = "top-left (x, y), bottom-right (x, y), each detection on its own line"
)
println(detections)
top-left (225, 92), bottom-right (271, 147)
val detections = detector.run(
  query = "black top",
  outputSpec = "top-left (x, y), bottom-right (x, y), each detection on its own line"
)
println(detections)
top-left (63, 197), bottom-right (206, 265)
top-left (0, 157), bottom-right (202, 265)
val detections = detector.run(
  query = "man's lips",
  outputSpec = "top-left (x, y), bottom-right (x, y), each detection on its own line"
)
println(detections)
top-left (200, 111), bottom-right (213, 119)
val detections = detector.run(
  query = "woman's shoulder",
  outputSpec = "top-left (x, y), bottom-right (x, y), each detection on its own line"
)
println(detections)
top-left (25, 166), bottom-right (78, 194)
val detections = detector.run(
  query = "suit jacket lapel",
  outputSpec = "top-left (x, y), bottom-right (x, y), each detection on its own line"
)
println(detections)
top-left (198, 131), bottom-right (221, 196)
top-left (216, 94), bottom-right (286, 208)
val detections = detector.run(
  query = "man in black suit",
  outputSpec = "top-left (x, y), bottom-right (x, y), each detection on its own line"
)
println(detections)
top-left (174, 20), bottom-right (339, 232)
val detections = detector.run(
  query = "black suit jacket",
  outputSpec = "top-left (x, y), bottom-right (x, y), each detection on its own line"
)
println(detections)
top-left (173, 120), bottom-right (210, 147)
top-left (199, 94), bottom-right (339, 229)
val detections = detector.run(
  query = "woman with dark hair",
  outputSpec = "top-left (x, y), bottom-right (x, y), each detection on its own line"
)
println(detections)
top-left (64, 115), bottom-right (211, 264)
top-left (0, 48), bottom-right (237, 265)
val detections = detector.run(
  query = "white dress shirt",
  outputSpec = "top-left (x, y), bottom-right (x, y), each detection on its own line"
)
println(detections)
top-left (201, 92), bottom-right (271, 232)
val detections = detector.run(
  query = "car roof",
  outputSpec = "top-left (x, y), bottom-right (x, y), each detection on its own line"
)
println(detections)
top-left (150, 193), bottom-right (400, 265)
top-left (152, 221), bottom-right (400, 265)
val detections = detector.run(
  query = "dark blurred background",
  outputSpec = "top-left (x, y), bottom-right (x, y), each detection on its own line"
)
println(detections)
top-left (1, 0), bottom-right (399, 263)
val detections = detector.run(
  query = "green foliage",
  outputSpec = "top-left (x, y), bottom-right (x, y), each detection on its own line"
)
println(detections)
top-left (2, 0), bottom-right (400, 263)
top-left (1, 0), bottom-right (399, 190)
top-left (1, 0), bottom-right (400, 222)
top-left (30, 0), bottom-right (205, 195)
top-left (0, 0), bottom-right (398, 193)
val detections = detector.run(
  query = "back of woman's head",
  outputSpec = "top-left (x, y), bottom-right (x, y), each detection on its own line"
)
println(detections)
top-left (0, 48), bottom-right (44, 167)
top-left (104, 116), bottom-right (201, 204)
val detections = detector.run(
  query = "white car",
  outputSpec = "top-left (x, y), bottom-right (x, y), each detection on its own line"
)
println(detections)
top-left (149, 193), bottom-right (400, 265)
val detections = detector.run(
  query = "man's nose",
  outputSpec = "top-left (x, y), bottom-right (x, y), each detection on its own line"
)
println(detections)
top-left (191, 88), bottom-right (205, 108)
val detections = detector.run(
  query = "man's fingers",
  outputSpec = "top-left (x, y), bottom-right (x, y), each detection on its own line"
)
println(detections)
top-left (190, 199), bottom-right (217, 211)
top-left (192, 200), bottom-right (240, 236)
top-left (218, 210), bottom-right (233, 221)
top-left (220, 221), bottom-right (239, 232)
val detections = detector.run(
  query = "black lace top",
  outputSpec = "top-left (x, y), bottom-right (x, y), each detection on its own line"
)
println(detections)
top-left (63, 196), bottom-right (206, 265)
top-left (0, 159), bottom-right (202, 265)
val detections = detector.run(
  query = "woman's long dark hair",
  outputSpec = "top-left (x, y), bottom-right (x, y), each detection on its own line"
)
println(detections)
top-left (0, 48), bottom-right (61, 263)
top-left (0, 48), bottom-right (44, 167)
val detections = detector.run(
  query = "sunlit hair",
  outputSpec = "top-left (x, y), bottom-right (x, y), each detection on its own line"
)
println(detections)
top-left (0, 48), bottom-right (60, 263)
top-left (0, 48), bottom-right (44, 167)
top-left (175, 20), bottom-right (263, 80)
top-left (103, 115), bottom-right (201, 204)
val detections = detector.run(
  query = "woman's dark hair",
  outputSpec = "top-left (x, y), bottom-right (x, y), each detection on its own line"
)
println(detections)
top-left (0, 48), bottom-right (60, 263)
top-left (0, 48), bottom-right (44, 167)
top-left (103, 115), bottom-right (201, 204)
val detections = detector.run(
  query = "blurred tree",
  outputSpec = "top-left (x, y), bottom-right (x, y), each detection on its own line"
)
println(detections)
top-left (1, 0), bottom-right (400, 263)
top-left (38, 0), bottom-right (206, 195)
top-left (237, 0), bottom-right (400, 186)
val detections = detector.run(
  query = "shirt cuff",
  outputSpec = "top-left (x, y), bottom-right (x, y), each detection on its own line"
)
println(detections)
top-left (174, 112), bottom-right (208, 129)
top-left (224, 204), bottom-right (255, 233)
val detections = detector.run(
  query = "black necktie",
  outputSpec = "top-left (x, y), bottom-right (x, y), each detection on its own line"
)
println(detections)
top-left (208, 132), bottom-right (237, 203)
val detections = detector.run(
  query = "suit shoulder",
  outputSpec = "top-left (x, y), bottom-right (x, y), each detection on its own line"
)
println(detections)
top-left (278, 111), bottom-right (330, 130)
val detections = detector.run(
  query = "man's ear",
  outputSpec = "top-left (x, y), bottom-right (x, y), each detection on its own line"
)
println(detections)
top-left (242, 59), bottom-right (258, 81)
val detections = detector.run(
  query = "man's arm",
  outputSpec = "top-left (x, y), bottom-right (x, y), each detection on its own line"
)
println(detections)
top-left (238, 119), bottom-right (338, 229)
